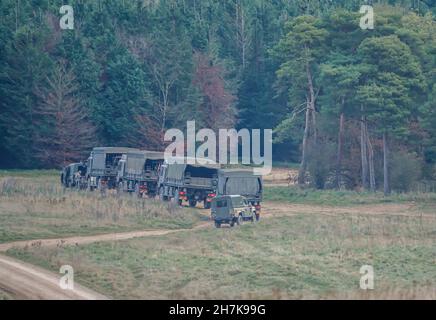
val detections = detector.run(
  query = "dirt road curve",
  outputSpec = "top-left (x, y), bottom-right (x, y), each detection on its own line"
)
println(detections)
top-left (0, 254), bottom-right (108, 300)
top-left (0, 222), bottom-right (211, 253)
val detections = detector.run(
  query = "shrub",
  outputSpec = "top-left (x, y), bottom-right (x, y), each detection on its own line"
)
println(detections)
top-left (390, 152), bottom-right (422, 193)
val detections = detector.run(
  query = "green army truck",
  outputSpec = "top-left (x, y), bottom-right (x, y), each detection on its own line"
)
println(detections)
top-left (217, 168), bottom-right (263, 212)
top-left (157, 159), bottom-right (220, 208)
top-left (86, 147), bottom-right (139, 191)
top-left (116, 150), bottom-right (165, 198)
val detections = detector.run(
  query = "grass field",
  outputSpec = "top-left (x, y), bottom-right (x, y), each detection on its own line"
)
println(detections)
top-left (264, 186), bottom-right (436, 208)
top-left (0, 289), bottom-right (12, 300)
top-left (7, 211), bottom-right (435, 299)
top-left (1, 170), bottom-right (435, 299)
top-left (0, 174), bottom-right (204, 243)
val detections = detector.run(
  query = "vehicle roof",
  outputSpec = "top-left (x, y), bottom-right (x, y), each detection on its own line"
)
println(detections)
top-left (68, 162), bottom-right (83, 167)
top-left (165, 157), bottom-right (221, 169)
top-left (218, 168), bottom-right (261, 176)
top-left (92, 147), bottom-right (140, 154)
top-left (125, 150), bottom-right (165, 160)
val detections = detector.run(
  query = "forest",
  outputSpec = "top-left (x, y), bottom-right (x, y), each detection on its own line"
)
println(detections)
top-left (0, 0), bottom-right (435, 194)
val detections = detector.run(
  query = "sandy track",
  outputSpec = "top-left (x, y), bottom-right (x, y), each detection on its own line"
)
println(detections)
top-left (0, 222), bottom-right (211, 253)
top-left (0, 254), bottom-right (107, 300)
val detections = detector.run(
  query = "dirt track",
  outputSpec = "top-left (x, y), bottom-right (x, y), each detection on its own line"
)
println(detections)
top-left (0, 254), bottom-right (107, 300)
top-left (0, 200), bottom-right (432, 300)
top-left (0, 222), bottom-right (211, 253)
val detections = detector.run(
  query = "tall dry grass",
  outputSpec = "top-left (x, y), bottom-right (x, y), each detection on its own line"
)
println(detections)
top-left (0, 177), bottom-right (203, 242)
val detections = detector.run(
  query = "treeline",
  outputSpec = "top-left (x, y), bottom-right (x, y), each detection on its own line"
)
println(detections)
top-left (0, 0), bottom-right (435, 193)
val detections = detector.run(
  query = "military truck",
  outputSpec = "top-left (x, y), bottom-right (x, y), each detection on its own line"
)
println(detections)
top-left (211, 195), bottom-right (258, 228)
top-left (217, 168), bottom-right (263, 212)
top-left (157, 159), bottom-right (220, 208)
top-left (86, 147), bottom-right (139, 191)
top-left (61, 162), bottom-right (87, 189)
top-left (116, 150), bottom-right (165, 197)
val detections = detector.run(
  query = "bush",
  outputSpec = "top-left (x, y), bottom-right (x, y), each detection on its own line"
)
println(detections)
top-left (390, 152), bottom-right (422, 193)
top-left (307, 141), bottom-right (336, 189)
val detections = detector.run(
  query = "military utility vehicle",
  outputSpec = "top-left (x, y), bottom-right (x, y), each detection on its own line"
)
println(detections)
top-left (211, 195), bottom-right (258, 228)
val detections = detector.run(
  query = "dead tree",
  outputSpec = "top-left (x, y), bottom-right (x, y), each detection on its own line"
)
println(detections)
top-left (34, 61), bottom-right (96, 167)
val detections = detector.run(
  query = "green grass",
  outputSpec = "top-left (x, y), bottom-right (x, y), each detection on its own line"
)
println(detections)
top-left (0, 176), bottom-right (206, 243)
top-left (7, 212), bottom-right (436, 299)
top-left (0, 170), bottom-right (59, 178)
top-left (264, 186), bottom-right (436, 207)
top-left (0, 289), bottom-right (12, 300)
top-left (272, 161), bottom-right (300, 169)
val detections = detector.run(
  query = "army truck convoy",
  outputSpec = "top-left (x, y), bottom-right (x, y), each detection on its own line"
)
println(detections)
top-left (62, 147), bottom-right (263, 212)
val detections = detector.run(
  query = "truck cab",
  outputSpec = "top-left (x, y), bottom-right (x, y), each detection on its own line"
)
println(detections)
top-left (61, 162), bottom-right (87, 188)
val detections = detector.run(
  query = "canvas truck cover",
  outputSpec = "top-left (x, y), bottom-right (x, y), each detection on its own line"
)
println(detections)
top-left (124, 151), bottom-right (164, 175)
top-left (217, 169), bottom-right (263, 200)
top-left (89, 147), bottom-right (140, 175)
top-left (165, 162), bottom-right (219, 181)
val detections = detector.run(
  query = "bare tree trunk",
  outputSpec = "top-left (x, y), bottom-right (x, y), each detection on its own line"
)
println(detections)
top-left (306, 63), bottom-right (317, 144)
top-left (335, 111), bottom-right (345, 189)
top-left (365, 124), bottom-right (376, 192)
top-left (298, 101), bottom-right (311, 185)
top-left (383, 132), bottom-right (390, 196)
top-left (297, 61), bottom-right (317, 186)
top-left (361, 112), bottom-right (369, 190)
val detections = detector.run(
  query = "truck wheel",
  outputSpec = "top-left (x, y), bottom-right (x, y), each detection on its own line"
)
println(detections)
top-left (159, 187), bottom-right (167, 201)
top-left (174, 190), bottom-right (182, 206)
top-left (215, 221), bottom-right (221, 228)
top-left (117, 182), bottom-right (123, 196)
top-left (98, 180), bottom-right (107, 197)
top-left (204, 200), bottom-right (211, 210)
top-left (236, 215), bottom-right (243, 226)
top-left (87, 179), bottom-right (94, 192)
top-left (135, 184), bottom-right (142, 199)
top-left (189, 200), bottom-right (197, 208)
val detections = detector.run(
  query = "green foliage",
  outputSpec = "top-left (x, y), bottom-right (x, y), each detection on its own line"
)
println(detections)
top-left (390, 152), bottom-right (422, 192)
top-left (0, 0), bottom-right (434, 188)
